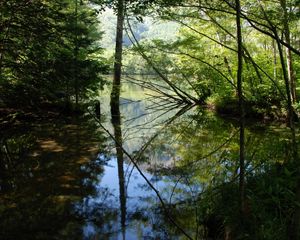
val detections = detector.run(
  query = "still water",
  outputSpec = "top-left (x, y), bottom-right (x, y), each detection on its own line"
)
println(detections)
top-left (0, 82), bottom-right (298, 239)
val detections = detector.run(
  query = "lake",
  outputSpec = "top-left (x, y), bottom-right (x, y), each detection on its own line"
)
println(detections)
top-left (1, 79), bottom-right (299, 239)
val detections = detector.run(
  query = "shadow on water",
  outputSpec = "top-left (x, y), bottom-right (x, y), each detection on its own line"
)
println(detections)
top-left (0, 116), bottom-right (107, 240)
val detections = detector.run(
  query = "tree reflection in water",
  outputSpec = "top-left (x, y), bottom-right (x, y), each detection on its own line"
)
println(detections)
top-left (96, 89), bottom-right (300, 239)
top-left (1, 83), bottom-right (300, 239)
top-left (111, 84), bottom-right (127, 240)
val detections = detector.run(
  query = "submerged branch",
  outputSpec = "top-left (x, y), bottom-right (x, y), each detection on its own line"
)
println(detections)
top-left (124, 75), bottom-right (184, 102)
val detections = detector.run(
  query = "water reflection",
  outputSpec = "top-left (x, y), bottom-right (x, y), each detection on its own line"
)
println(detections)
top-left (91, 82), bottom-right (300, 239)
top-left (111, 83), bottom-right (127, 239)
top-left (1, 82), bottom-right (300, 239)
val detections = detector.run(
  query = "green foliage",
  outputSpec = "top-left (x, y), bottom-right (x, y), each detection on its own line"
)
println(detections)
top-left (121, 0), bottom-right (300, 117)
top-left (0, 0), bottom-right (108, 108)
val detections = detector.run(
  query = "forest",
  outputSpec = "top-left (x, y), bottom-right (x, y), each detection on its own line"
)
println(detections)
top-left (1, 0), bottom-right (300, 239)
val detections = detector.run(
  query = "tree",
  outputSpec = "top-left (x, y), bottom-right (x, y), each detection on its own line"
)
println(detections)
top-left (0, 0), bottom-right (107, 108)
top-left (235, 0), bottom-right (246, 226)
top-left (111, 0), bottom-right (125, 116)
top-left (280, 0), bottom-right (297, 104)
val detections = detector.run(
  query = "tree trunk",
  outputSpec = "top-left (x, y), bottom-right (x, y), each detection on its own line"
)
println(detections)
top-left (74, 0), bottom-right (79, 109)
top-left (286, 47), bottom-right (296, 103)
top-left (111, 3), bottom-right (126, 235)
top-left (236, 0), bottom-right (246, 220)
top-left (272, 39), bottom-right (277, 81)
top-left (111, 0), bottom-right (125, 104)
top-left (275, 31), bottom-right (294, 127)
top-left (280, 0), bottom-right (297, 103)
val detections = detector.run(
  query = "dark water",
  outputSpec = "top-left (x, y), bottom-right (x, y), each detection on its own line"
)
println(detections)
top-left (0, 83), bottom-right (299, 239)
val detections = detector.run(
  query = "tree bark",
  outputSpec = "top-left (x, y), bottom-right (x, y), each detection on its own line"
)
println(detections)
top-left (111, 0), bottom-right (125, 105)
